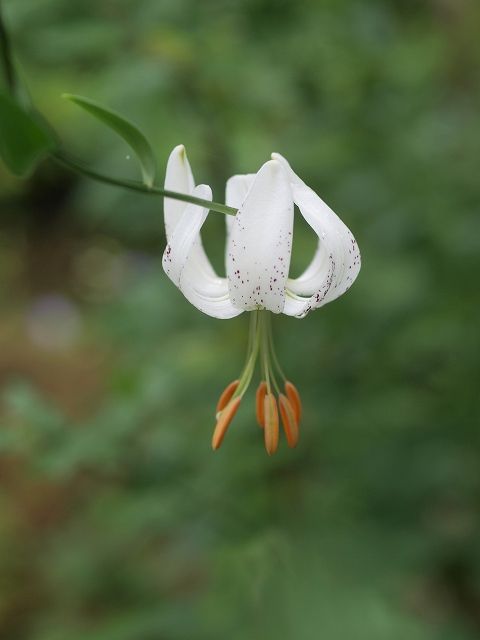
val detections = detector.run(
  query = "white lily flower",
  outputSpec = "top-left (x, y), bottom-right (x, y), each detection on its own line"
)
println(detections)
top-left (163, 145), bottom-right (360, 319)
top-left (162, 145), bottom-right (361, 454)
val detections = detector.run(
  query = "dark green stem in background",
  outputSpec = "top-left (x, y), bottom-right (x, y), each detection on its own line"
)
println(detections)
top-left (0, 1), bottom-right (15, 94)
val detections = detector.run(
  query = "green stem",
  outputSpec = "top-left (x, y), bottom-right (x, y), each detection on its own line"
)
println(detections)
top-left (52, 151), bottom-right (238, 216)
top-left (0, 1), bottom-right (16, 94)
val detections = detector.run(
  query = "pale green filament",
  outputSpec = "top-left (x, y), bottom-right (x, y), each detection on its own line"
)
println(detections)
top-left (233, 310), bottom-right (287, 400)
top-left (265, 312), bottom-right (287, 383)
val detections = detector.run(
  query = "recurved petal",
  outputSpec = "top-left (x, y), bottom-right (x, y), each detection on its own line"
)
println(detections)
top-left (226, 174), bottom-right (256, 209)
top-left (163, 184), bottom-right (242, 319)
top-left (164, 145), bottom-right (195, 239)
top-left (164, 145), bottom-right (216, 279)
top-left (225, 173), bottom-right (255, 269)
top-left (226, 160), bottom-right (294, 314)
top-left (180, 273), bottom-right (243, 319)
top-left (272, 153), bottom-right (361, 318)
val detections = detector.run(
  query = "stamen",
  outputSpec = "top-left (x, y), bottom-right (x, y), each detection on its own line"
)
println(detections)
top-left (256, 381), bottom-right (267, 428)
top-left (285, 381), bottom-right (302, 423)
top-left (279, 394), bottom-right (299, 448)
top-left (216, 379), bottom-right (240, 414)
top-left (263, 393), bottom-right (279, 456)
top-left (212, 397), bottom-right (242, 450)
top-left (210, 312), bottom-right (302, 454)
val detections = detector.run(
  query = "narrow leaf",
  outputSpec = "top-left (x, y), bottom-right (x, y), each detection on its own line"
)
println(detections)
top-left (0, 92), bottom-right (55, 176)
top-left (63, 93), bottom-right (156, 187)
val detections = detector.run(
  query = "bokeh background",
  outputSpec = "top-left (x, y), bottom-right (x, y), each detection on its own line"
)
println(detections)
top-left (1, 0), bottom-right (479, 638)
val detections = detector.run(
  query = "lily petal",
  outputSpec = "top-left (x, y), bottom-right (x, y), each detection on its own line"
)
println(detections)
top-left (164, 145), bottom-right (216, 279)
top-left (225, 174), bottom-right (256, 209)
top-left (272, 153), bottom-right (361, 318)
top-left (226, 160), bottom-right (294, 313)
top-left (163, 184), bottom-right (242, 319)
top-left (225, 173), bottom-right (255, 269)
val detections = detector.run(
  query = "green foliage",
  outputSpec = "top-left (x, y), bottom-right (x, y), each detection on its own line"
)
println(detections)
top-left (63, 93), bottom-right (156, 187)
top-left (1, 0), bottom-right (480, 639)
top-left (0, 91), bottom-right (55, 176)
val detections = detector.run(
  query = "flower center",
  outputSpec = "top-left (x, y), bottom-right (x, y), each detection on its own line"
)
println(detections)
top-left (212, 310), bottom-right (302, 455)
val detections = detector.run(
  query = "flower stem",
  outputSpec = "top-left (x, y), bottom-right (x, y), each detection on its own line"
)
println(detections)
top-left (52, 151), bottom-right (238, 216)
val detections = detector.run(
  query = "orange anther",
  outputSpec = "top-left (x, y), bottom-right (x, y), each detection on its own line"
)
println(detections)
top-left (255, 381), bottom-right (267, 428)
top-left (216, 379), bottom-right (240, 414)
top-left (285, 381), bottom-right (302, 423)
top-left (212, 397), bottom-right (241, 450)
top-left (263, 393), bottom-right (279, 456)
top-left (279, 394), bottom-right (299, 448)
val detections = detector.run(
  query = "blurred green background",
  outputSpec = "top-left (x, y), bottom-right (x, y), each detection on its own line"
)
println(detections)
top-left (1, 0), bottom-right (479, 638)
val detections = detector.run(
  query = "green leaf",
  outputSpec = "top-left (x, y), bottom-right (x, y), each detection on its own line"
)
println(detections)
top-left (0, 92), bottom-right (55, 176)
top-left (63, 93), bottom-right (156, 187)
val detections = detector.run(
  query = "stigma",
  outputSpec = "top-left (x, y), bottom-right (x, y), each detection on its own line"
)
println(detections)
top-left (211, 311), bottom-right (302, 455)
